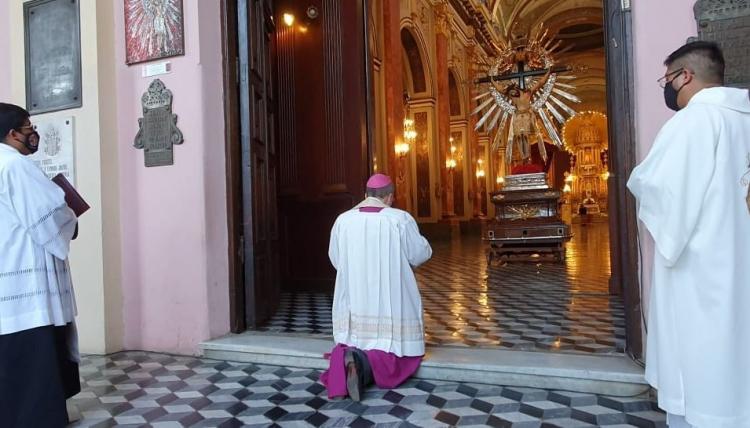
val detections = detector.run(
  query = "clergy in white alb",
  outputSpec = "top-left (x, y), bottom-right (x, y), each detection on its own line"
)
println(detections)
top-left (0, 103), bottom-right (80, 428)
top-left (320, 173), bottom-right (432, 401)
top-left (627, 42), bottom-right (750, 428)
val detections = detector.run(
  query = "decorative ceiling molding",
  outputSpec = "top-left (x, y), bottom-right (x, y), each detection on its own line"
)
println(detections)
top-left (447, 0), bottom-right (500, 56)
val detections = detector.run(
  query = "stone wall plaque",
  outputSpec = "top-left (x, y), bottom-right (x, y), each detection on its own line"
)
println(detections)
top-left (24, 0), bottom-right (83, 114)
top-left (134, 79), bottom-right (184, 167)
top-left (694, 0), bottom-right (750, 88)
top-left (29, 117), bottom-right (76, 185)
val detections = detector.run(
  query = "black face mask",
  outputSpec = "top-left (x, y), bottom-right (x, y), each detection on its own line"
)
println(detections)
top-left (18, 130), bottom-right (40, 154)
top-left (663, 79), bottom-right (686, 112)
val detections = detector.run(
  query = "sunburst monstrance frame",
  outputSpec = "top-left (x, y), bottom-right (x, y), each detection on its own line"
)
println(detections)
top-left (472, 24), bottom-right (581, 170)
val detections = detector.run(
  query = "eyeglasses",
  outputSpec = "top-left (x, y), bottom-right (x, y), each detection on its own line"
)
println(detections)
top-left (657, 68), bottom-right (684, 88)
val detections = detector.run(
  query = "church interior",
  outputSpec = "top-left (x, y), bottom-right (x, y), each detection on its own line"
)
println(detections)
top-left (263, 0), bottom-right (624, 355)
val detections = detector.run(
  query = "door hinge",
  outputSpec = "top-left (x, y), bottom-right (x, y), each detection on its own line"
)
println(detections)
top-left (238, 235), bottom-right (245, 263)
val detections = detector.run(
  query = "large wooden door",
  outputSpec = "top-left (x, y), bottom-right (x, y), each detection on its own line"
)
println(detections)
top-left (274, 0), bottom-right (370, 292)
top-left (237, 0), bottom-right (280, 327)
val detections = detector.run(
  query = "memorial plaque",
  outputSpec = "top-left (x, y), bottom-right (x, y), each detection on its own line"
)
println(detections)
top-left (24, 0), bottom-right (83, 114)
top-left (29, 117), bottom-right (77, 185)
top-left (134, 79), bottom-right (184, 167)
top-left (694, 0), bottom-right (750, 88)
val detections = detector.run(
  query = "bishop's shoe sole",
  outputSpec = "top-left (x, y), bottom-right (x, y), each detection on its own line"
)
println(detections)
top-left (344, 349), bottom-right (362, 402)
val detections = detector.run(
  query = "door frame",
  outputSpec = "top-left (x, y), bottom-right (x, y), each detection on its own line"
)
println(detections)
top-left (221, 0), bottom-right (246, 333)
top-left (603, 0), bottom-right (642, 360)
top-left (221, 0), bottom-right (644, 360)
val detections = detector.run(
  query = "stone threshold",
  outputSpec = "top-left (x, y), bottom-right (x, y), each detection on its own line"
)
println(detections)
top-left (200, 332), bottom-right (648, 397)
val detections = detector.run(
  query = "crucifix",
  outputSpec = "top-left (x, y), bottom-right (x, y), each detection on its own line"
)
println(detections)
top-left (474, 61), bottom-right (570, 89)
top-left (471, 32), bottom-right (581, 170)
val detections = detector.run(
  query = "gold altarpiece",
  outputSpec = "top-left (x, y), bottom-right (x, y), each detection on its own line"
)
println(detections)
top-left (562, 111), bottom-right (609, 213)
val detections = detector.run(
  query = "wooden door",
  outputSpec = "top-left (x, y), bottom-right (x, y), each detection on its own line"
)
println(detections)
top-left (237, 0), bottom-right (280, 327)
top-left (274, 0), bottom-right (370, 292)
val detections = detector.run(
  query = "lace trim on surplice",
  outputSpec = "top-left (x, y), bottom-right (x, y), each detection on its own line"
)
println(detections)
top-left (334, 313), bottom-right (424, 341)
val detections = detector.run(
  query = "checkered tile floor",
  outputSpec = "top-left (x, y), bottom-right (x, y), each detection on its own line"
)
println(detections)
top-left (260, 223), bottom-right (626, 355)
top-left (67, 352), bottom-right (665, 427)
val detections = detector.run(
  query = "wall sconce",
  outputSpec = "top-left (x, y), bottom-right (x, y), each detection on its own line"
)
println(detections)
top-left (400, 116), bottom-right (416, 158)
top-left (282, 13), bottom-right (295, 27)
top-left (395, 140), bottom-right (410, 191)
top-left (403, 118), bottom-right (417, 141)
top-left (446, 158), bottom-right (457, 170)
top-left (563, 183), bottom-right (572, 193)
top-left (565, 173), bottom-right (575, 183)
top-left (496, 176), bottom-right (504, 185)
top-left (395, 142), bottom-right (410, 158)
top-left (476, 158), bottom-right (485, 178)
top-left (602, 171), bottom-right (610, 180)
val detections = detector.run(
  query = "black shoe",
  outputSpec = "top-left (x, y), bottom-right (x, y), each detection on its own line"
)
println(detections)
top-left (345, 349), bottom-right (363, 401)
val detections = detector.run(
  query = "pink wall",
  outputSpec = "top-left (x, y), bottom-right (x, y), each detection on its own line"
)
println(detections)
top-left (115, 1), bottom-right (229, 354)
top-left (631, 3), bottom-right (696, 317)
top-left (0, 1), bottom-right (10, 102)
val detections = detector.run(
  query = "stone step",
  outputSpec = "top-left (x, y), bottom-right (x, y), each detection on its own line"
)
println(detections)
top-left (199, 332), bottom-right (648, 397)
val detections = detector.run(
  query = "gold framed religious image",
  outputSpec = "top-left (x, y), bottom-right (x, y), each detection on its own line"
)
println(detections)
top-left (125, 0), bottom-right (185, 65)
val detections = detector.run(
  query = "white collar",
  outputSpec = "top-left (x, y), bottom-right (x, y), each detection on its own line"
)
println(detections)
top-left (0, 143), bottom-right (20, 154)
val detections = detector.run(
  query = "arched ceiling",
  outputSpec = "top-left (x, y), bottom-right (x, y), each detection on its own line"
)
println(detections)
top-left (489, 0), bottom-right (603, 42)
top-left (446, 0), bottom-right (608, 111)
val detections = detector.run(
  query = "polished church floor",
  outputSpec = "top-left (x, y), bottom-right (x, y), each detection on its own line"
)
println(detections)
top-left (259, 222), bottom-right (626, 355)
top-left (66, 351), bottom-right (665, 427)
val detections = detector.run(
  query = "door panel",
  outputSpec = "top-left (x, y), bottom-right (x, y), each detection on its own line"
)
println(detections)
top-left (238, 0), bottom-right (279, 327)
top-left (274, 0), bottom-right (370, 292)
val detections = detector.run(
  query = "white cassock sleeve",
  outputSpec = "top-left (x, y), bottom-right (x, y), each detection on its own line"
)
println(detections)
top-left (6, 157), bottom-right (77, 260)
top-left (328, 220), bottom-right (339, 270)
top-left (401, 214), bottom-right (432, 267)
top-left (627, 108), bottom-right (717, 267)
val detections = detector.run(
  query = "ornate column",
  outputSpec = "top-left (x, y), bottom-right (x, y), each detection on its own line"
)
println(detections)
top-left (382, 0), bottom-right (409, 210)
top-left (466, 43), bottom-right (483, 217)
top-left (434, 2), bottom-right (452, 217)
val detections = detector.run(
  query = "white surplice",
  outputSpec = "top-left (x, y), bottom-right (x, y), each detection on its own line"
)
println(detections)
top-left (329, 197), bottom-right (432, 357)
top-left (627, 87), bottom-right (750, 428)
top-left (0, 143), bottom-right (78, 337)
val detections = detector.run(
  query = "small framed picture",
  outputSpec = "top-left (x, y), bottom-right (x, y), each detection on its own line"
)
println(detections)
top-left (124, 0), bottom-right (185, 65)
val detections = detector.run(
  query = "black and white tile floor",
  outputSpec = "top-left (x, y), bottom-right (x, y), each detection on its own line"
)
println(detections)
top-left (259, 224), bottom-right (626, 355)
top-left (67, 352), bottom-right (665, 427)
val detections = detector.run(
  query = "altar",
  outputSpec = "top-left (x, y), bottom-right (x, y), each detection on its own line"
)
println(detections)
top-left (485, 173), bottom-right (572, 263)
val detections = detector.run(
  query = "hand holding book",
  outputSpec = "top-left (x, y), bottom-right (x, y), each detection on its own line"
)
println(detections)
top-left (52, 174), bottom-right (89, 217)
top-left (51, 174), bottom-right (89, 240)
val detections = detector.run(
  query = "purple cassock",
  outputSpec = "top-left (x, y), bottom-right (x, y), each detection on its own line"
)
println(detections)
top-left (320, 344), bottom-right (422, 399)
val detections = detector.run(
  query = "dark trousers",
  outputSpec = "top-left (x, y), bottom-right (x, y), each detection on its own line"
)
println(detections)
top-left (0, 324), bottom-right (80, 428)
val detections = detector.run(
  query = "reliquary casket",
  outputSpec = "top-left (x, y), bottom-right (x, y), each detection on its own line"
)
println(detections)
top-left (485, 173), bottom-right (572, 262)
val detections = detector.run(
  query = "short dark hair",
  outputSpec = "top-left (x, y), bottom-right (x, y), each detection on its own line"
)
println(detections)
top-left (366, 183), bottom-right (395, 198)
top-left (664, 41), bottom-right (725, 84)
top-left (0, 103), bottom-right (30, 141)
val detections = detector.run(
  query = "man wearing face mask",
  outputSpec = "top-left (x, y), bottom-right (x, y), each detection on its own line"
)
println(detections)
top-left (0, 103), bottom-right (80, 427)
top-left (628, 42), bottom-right (750, 428)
